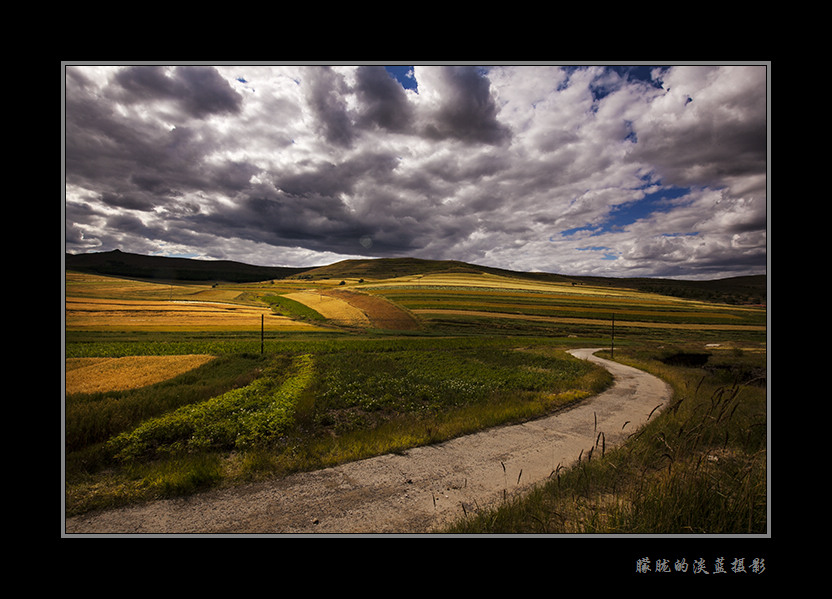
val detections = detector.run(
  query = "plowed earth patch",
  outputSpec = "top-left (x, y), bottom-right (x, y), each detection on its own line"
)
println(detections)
top-left (324, 290), bottom-right (421, 330)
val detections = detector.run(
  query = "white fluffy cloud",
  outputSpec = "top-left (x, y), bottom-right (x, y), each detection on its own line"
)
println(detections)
top-left (64, 63), bottom-right (768, 279)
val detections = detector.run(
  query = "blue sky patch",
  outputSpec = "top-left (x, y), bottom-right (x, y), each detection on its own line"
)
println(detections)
top-left (559, 225), bottom-right (599, 237)
top-left (607, 185), bottom-right (689, 229)
top-left (561, 184), bottom-right (692, 239)
top-left (559, 65), bottom-right (667, 102)
top-left (385, 66), bottom-right (417, 91)
top-left (575, 245), bottom-right (619, 261)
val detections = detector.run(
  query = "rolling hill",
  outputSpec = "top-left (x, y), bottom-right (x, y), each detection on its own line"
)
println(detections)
top-left (294, 257), bottom-right (572, 282)
top-left (283, 258), bottom-right (766, 305)
top-left (65, 250), bottom-right (767, 305)
top-left (65, 249), bottom-right (312, 283)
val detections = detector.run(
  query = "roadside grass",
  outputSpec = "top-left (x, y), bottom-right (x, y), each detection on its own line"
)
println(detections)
top-left (285, 345), bottom-right (612, 470)
top-left (442, 345), bottom-right (767, 534)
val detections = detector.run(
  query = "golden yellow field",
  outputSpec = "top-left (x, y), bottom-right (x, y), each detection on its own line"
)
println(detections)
top-left (65, 355), bottom-right (216, 394)
top-left (64, 268), bottom-right (765, 335)
top-left (359, 271), bottom-right (766, 333)
top-left (65, 296), bottom-right (321, 331)
top-left (65, 271), bottom-right (212, 299)
top-left (283, 291), bottom-right (371, 326)
top-left (359, 272), bottom-right (653, 298)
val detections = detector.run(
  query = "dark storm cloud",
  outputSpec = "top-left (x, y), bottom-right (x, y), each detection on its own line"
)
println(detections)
top-left (65, 65), bottom-right (257, 220)
top-left (209, 160), bottom-right (262, 193)
top-left (420, 66), bottom-right (511, 146)
top-left (197, 189), bottom-right (422, 257)
top-left (300, 65), bottom-right (510, 147)
top-left (204, 164), bottom-right (446, 257)
top-left (302, 66), bottom-right (356, 148)
top-left (355, 65), bottom-right (414, 132)
top-left (99, 191), bottom-right (157, 211)
top-left (105, 212), bottom-right (154, 236)
top-left (113, 65), bottom-right (243, 118)
top-left (272, 149), bottom-right (400, 199)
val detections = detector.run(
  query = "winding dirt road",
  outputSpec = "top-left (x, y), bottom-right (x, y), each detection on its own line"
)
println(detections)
top-left (64, 348), bottom-right (671, 536)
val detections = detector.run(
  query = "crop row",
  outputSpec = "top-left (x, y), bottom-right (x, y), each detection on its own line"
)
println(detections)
top-left (311, 346), bottom-right (603, 424)
top-left (64, 333), bottom-right (571, 359)
top-left (261, 294), bottom-right (326, 321)
top-left (107, 354), bottom-right (315, 460)
top-left (373, 289), bottom-right (765, 326)
top-left (66, 336), bottom-right (603, 456)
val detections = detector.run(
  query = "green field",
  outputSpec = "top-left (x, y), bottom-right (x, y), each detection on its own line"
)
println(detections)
top-left (64, 257), bottom-right (767, 533)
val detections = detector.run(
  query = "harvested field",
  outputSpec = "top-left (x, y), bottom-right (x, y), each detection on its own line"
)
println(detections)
top-left (65, 355), bottom-right (216, 394)
top-left (283, 291), bottom-right (371, 327)
top-left (65, 271), bottom-right (195, 299)
top-left (365, 272), bottom-right (639, 296)
top-left (65, 297), bottom-right (321, 331)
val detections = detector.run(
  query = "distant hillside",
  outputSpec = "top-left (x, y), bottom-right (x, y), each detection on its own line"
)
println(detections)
top-left (65, 249), bottom-right (312, 283)
top-left (598, 274), bottom-right (768, 305)
top-left (296, 258), bottom-right (765, 305)
top-left (294, 257), bottom-right (576, 282)
top-left (65, 251), bottom-right (766, 305)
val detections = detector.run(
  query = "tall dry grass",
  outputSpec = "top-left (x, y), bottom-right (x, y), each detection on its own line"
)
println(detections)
top-left (443, 348), bottom-right (767, 534)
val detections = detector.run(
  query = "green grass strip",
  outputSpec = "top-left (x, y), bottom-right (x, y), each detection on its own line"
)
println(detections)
top-left (262, 294), bottom-right (326, 321)
top-left (108, 354), bottom-right (315, 460)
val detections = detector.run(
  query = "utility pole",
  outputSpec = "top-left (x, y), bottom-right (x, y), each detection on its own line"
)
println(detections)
top-left (611, 313), bottom-right (615, 359)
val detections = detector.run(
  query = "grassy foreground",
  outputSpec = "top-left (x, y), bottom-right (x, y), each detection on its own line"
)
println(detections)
top-left (65, 336), bottom-right (612, 517)
top-left (442, 345), bottom-right (767, 534)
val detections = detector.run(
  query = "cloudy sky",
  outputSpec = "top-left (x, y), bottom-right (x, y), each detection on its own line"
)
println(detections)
top-left (64, 63), bottom-right (768, 280)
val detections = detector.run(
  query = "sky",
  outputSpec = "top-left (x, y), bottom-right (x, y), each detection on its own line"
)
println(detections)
top-left (63, 63), bottom-right (768, 280)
